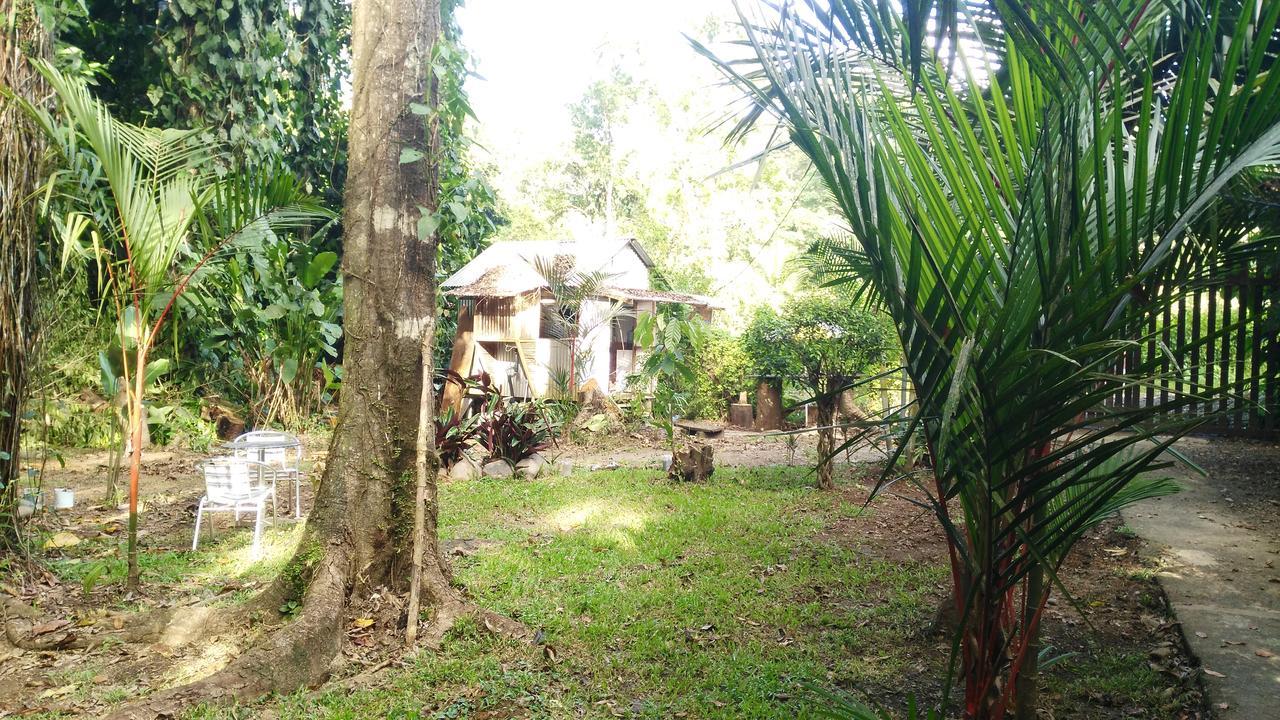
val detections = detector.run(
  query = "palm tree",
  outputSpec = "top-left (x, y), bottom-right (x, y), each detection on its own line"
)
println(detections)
top-left (531, 255), bottom-right (623, 398)
top-left (697, 1), bottom-right (1280, 717)
top-left (14, 61), bottom-right (332, 591)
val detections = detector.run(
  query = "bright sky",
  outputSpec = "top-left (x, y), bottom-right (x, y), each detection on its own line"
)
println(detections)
top-left (457, 0), bottom-right (737, 163)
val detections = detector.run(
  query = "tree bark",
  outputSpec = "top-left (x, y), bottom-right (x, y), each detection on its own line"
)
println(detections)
top-left (105, 0), bottom-right (456, 713)
top-left (754, 380), bottom-right (782, 430)
top-left (815, 398), bottom-right (835, 490)
top-left (317, 0), bottom-right (443, 594)
top-left (0, 0), bottom-right (49, 533)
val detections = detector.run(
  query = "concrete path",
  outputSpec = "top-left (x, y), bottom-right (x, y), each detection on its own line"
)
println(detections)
top-left (1122, 441), bottom-right (1280, 717)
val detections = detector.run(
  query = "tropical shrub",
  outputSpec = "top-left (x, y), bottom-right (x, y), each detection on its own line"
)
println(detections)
top-left (684, 330), bottom-right (753, 421)
top-left (178, 231), bottom-right (342, 428)
top-left (702, 0), bottom-right (1280, 716)
top-left (634, 303), bottom-right (707, 447)
top-left (435, 407), bottom-right (480, 468)
top-left (743, 296), bottom-right (896, 488)
top-left (472, 375), bottom-right (555, 466)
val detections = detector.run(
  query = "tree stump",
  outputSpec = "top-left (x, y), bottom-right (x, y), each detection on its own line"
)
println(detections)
top-left (754, 380), bottom-right (783, 430)
top-left (669, 442), bottom-right (714, 482)
top-left (729, 391), bottom-right (754, 428)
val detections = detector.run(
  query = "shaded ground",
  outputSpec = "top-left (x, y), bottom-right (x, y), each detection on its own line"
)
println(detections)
top-left (554, 426), bottom-right (883, 471)
top-left (1121, 436), bottom-right (1280, 718)
top-left (2, 448), bottom-right (1203, 719)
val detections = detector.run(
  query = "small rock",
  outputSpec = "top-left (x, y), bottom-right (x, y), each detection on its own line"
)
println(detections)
top-left (553, 459), bottom-right (574, 476)
top-left (515, 453), bottom-right (546, 479)
top-left (448, 457), bottom-right (480, 482)
top-left (482, 460), bottom-right (514, 478)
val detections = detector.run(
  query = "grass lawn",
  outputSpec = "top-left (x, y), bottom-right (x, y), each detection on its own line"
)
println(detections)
top-left (12, 464), bottom-right (1190, 719)
top-left (187, 465), bottom-right (947, 719)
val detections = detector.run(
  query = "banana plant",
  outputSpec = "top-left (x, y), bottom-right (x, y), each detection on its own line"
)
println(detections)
top-left (697, 1), bottom-right (1280, 718)
top-left (13, 61), bottom-right (333, 591)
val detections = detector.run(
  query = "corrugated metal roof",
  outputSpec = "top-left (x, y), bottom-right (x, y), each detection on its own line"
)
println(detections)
top-left (442, 238), bottom-right (654, 297)
top-left (601, 286), bottom-right (720, 308)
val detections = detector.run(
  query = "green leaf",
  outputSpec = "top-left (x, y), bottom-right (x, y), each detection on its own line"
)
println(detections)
top-left (302, 251), bottom-right (338, 288)
top-left (409, 102), bottom-right (431, 116)
top-left (259, 305), bottom-right (287, 321)
top-left (280, 357), bottom-right (299, 384)
top-left (144, 359), bottom-right (171, 386)
top-left (399, 147), bottom-right (425, 164)
top-left (416, 211), bottom-right (441, 240)
top-left (97, 351), bottom-right (118, 396)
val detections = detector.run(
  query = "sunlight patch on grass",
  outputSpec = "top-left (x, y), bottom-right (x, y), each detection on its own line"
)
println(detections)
top-left (546, 499), bottom-right (650, 534)
top-left (47, 521), bottom-right (304, 602)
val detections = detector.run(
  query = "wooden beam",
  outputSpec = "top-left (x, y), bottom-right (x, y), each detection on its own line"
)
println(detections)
top-left (439, 303), bottom-right (474, 417)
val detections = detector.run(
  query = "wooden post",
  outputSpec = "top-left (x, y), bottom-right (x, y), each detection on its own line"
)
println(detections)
top-left (439, 302), bottom-right (473, 417)
top-left (729, 390), bottom-right (754, 429)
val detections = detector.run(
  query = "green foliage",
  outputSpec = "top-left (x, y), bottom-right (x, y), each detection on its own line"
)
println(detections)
top-left (635, 304), bottom-right (708, 445)
top-left (703, 0), bottom-right (1280, 714)
top-left (543, 65), bottom-right (650, 229)
top-left (177, 226), bottom-right (342, 429)
top-left (472, 375), bottom-right (557, 466)
top-left (743, 296), bottom-right (896, 398)
top-left (55, 0), bottom-right (350, 196)
top-left (636, 308), bottom-right (751, 422)
top-left (741, 305), bottom-right (793, 384)
top-left (436, 406), bottom-right (481, 469)
top-left (685, 330), bottom-right (754, 420)
top-left (635, 304), bottom-right (707, 386)
top-left (145, 401), bottom-right (216, 452)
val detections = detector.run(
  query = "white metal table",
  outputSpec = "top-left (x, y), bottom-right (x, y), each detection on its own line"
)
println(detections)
top-left (222, 433), bottom-right (306, 519)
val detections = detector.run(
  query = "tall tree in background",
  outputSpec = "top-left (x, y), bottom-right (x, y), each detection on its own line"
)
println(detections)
top-left (0, 0), bottom-right (49, 539)
top-left (543, 66), bottom-right (650, 238)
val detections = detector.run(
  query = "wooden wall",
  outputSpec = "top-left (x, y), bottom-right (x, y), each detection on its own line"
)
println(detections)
top-left (470, 291), bottom-right (541, 342)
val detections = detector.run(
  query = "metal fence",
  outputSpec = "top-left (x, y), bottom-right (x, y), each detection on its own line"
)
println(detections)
top-left (1104, 265), bottom-right (1278, 438)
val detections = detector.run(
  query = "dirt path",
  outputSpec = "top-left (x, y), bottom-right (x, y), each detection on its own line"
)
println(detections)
top-left (556, 426), bottom-right (885, 470)
top-left (1121, 436), bottom-right (1280, 717)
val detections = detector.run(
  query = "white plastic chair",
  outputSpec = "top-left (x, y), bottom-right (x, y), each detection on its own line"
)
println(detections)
top-left (192, 457), bottom-right (277, 558)
top-left (231, 430), bottom-right (304, 518)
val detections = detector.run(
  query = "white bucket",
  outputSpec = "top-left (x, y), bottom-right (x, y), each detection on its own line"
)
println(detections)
top-left (53, 487), bottom-right (74, 510)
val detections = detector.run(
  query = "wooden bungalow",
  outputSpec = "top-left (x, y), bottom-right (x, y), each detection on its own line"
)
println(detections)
top-left (439, 239), bottom-right (716, 407)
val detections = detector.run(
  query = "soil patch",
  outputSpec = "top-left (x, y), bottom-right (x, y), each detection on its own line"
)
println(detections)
top-left (815, 474), bottom-right (1207, 718)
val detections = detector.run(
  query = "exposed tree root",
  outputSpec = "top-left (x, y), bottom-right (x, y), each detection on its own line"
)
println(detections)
top-left (99, 542), bottom-right (530, 720)
top-left (105, 545), bottom-right (349, 720)
top-left (1, 574), bottom-right (290, 653)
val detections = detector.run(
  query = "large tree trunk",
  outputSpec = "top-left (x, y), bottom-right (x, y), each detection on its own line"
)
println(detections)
top-left (0, 0), bottom-right (48, 529)
top-left (105, 0), bottom-right (464, 714)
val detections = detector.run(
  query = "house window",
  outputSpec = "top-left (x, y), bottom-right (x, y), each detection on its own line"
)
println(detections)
top-left (540, 303), bottom-right (568, 340)
top-left (613, 313), bottom-right (636, 349)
